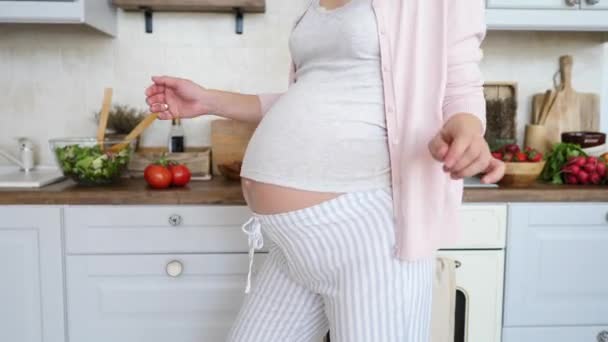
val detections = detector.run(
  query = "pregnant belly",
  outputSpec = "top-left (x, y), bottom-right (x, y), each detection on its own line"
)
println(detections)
top-left (241, 178), bottom-right (343, 215)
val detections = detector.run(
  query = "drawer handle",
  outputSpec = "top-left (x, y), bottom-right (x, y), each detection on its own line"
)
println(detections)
top-left (166, 260), bottom-right (184, 277)
top-left (168, 214), bottom-right (183, 227)
top-left (454, 260), bottom-right (462, 268)
top-left (598, 330), bottom-right (608, 342)
top-left (587, 0), bottom-right (600, 5)
top-left (566, 0), bottom-right (581, 5)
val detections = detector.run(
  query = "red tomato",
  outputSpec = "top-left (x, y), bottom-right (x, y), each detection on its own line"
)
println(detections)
top-left (144, 164), bottom-right (172, 189)
top-left (168, 164), bottom-right (191, 187)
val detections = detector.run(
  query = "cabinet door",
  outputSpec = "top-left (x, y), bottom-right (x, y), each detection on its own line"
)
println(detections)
top-left (487, 0), bottom-right (580, 9)
top-left (503, 325), bottom-right (608, 342)
top-left (0, 207), bottom-right (65, 342)
top-left (504, 204), bottom-right (608, 327)
top-left (581, 0), bottom-right (608, 9)
top-left (66, 253), bottom-right (266, 342)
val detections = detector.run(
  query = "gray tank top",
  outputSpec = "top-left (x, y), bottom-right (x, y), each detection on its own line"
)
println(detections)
top-left (241, 0), bottom-right (391, 192)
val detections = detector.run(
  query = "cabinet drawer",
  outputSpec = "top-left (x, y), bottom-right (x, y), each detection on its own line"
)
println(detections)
top-left (66, 253), bottom-right (266, 342)
top-left (505, 204), bottom-right (608, 326)
top-left (443, 204), bottom-right (507, 249)
top-left (487, 0), bottom-right (579, 10)
top-left (65, 206), bottom-right (255, 254)
top-left (526, 203), bottom-right (608, 226)
top-left (503, 326), bottom-right (608, 342)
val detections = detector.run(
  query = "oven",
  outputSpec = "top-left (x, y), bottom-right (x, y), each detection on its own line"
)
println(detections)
top-left (437, 204), bottom-right (506, 342)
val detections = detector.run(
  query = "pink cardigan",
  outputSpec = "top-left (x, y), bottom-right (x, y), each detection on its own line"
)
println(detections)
top-left (258, 0), bottom-right (487, 260)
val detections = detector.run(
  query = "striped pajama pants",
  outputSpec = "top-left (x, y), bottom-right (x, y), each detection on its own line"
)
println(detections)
top-left (227, 187), bottom-right (434, 342)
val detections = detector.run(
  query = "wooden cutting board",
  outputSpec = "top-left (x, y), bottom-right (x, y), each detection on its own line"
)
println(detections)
top-left (531, 55), bottom-right (600, 144)
top-left (210, 119), bottom-right (257, 176)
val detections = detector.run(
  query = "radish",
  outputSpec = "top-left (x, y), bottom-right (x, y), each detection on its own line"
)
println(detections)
top-left (597, 162), bottom-right (607, 178)
top-left (577, 170), bottom-right (590, 184)
top-left (590, 173), bottom-right (602, 185)
top-left (583, 164), bottom-right (596, 174)
top-left (566, 156), bottom-right (586, 167)
top-left (587, 156), bottom-right (598, 166)
top-left (565, 175), bottom-right (578, 185)
top-left (563, 164), bottom-right (580, 174)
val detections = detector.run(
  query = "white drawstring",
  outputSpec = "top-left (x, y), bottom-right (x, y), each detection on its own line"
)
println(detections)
top-left (242, 216), bottom-right (264, 293)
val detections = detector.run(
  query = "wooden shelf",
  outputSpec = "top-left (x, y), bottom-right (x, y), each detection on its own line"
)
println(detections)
top-left (113, 0), bottom-right (266, 13)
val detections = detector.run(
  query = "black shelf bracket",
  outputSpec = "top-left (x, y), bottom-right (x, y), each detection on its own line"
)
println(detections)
top-left (235, 8), bottom-right (244, 34)
top-left (142, 7), bottom-right (153, 33)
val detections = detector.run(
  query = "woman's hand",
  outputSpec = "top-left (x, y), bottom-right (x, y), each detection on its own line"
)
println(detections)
top-left (145, 76), bottom-right (215, 120)
top-left (428, 114), bottom-right (505, 184)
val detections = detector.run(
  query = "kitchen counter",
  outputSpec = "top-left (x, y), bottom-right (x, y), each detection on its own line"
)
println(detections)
top-left (1, 178), bottom-right (608, 205)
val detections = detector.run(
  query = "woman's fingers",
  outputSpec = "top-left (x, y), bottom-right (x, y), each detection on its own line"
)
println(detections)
top-left (443, 135), bottom-right (471, 170)
top-left (481, 159), bottom-right (506, 184)
top-left (428, 134), bottom-right (450, 162)
top-left (450, 144), bottom-right (481, 175)
top-left (145, 84), bottom-right (165, 97)
top-left (146, 94), bottom-right (165, 106)
top-left (151, 75), bottom-right (181, 89)
top-left (451, 151), bottom-right (490, 179)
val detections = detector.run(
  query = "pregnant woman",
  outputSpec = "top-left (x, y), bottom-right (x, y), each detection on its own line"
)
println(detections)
top-left (145, 0), bottom-right (504, 340)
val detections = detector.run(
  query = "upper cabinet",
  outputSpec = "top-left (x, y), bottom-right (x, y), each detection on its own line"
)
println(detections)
top-left (0, 0), bottom-right (117, 36)
top-left (486, 0), bottom-right (608, 31)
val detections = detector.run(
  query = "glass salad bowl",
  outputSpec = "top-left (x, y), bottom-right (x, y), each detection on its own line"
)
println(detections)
top-left (49, 137), bottom-right (135, 186)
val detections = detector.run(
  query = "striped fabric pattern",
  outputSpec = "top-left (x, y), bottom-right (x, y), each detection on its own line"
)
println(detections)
top-left (227, 187), bottom-right (434, 342)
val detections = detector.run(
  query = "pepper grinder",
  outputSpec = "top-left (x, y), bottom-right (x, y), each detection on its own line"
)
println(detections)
top-left (168, 117), bottom-right (185, 153)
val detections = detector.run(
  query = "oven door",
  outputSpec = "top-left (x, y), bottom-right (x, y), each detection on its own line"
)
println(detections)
top-left (438, 250), bottom-right (505, 342)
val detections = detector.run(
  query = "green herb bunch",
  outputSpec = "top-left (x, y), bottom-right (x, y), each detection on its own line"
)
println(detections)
top-left (541, 143), bottom-right (587, 184)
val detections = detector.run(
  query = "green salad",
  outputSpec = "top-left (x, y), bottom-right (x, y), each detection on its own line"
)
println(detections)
top-left (55, 145), bottom-right (131, 185)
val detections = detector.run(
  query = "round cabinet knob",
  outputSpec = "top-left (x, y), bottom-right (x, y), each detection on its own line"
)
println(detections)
top-left (587, 0), bottom-right (600, 5)
top-left (168, 214), bottom-right (183, 227)
top-left (598, 330), bottom-right (608, 342)
top-left (166, 260), bottom-right (184, 277)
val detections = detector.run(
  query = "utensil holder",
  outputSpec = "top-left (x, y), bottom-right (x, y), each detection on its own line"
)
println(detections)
top-left (524, 124), bottom-right (551, 154)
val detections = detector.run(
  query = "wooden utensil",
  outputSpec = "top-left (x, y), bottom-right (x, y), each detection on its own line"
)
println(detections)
top-left (210, 119), bottom-right (257, 175)
top-left (538, 90), bottom-right (560, 125)
top-left (96, 88), bottom-right (113, 150)
top-left (543, 56), bottom-right (600, 143)
top-left (109, 113), bottom-right (159, 153)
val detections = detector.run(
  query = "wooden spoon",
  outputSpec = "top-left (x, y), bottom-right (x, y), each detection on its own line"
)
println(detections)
top-left (109, 113), bottom-right (159, 153)
top-left (96, 88), bottom-right (113, 150)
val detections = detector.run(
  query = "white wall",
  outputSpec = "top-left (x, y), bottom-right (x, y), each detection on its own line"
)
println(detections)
top-left (0, 1), bottom-right (606, 166)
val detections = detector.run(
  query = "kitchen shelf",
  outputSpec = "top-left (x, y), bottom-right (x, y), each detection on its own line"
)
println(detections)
top-left (112, 0), bottom-right (266, 13)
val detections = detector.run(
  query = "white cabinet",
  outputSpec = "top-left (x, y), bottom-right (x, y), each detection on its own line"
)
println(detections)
top-left (0, 207), bottom-right (65, 342)
top-left (66, 254), bottom-right (264, 342)
top-left (0, 0), bottom-right (117, 36)
top-left (503, 204), bottom-right (608, 341)
top-left (486, 0), bottom-right (608, 31)
top-left (487, 0), bottom-right (579, 10)
top-left (582, 0), bottom-right (608, 9)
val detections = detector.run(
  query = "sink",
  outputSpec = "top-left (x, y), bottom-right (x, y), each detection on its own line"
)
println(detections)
top-left (0, 166), bottom-right (64, 188)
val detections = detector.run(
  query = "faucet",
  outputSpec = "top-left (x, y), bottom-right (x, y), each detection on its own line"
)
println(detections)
top-left (0, 138), bottom-right (35, 172)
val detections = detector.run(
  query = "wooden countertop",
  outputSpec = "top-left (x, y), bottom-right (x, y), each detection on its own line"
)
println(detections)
top-left (1, 178), bottom-right (607, 205)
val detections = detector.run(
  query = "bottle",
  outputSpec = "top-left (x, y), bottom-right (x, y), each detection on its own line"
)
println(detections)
top-left (168, 118), bottom-right (185, 153)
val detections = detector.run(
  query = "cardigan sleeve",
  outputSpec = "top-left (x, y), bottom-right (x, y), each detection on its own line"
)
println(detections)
top-left (257, 61), bottom-right (296, 115)
top-left (442, 0), bottom-right (487, 131)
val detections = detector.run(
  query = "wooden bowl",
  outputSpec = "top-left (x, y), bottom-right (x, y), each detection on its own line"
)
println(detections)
top-left (498, 161), bottom-right (546, 188)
